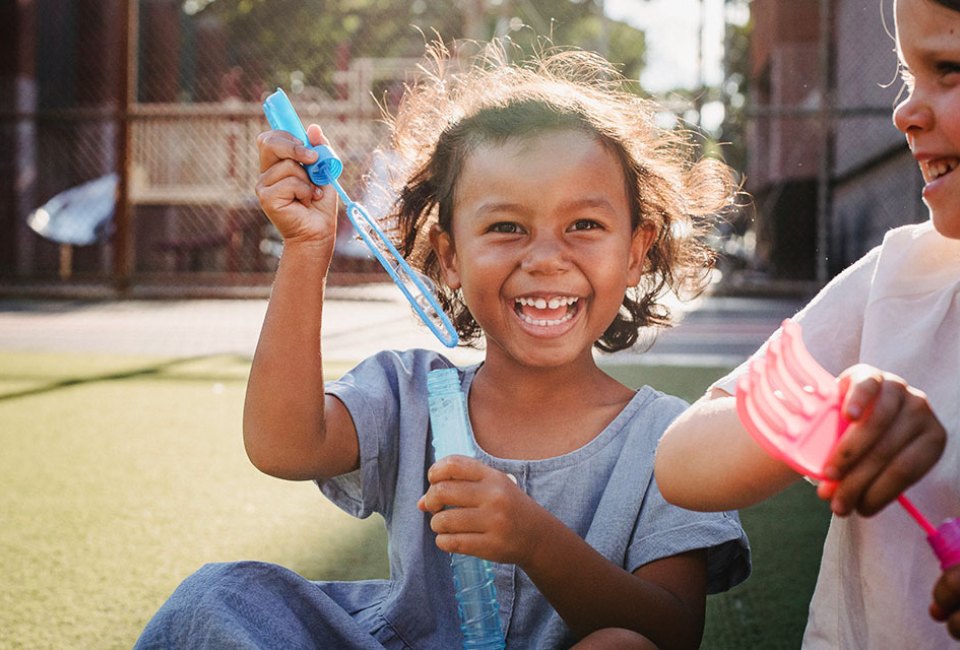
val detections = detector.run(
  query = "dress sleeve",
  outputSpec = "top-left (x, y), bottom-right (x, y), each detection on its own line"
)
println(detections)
top-left (318, 352), bottom-right (403, 519)
top-left (628, 463), bottom-right (752, 594)
top-left (318, 349), bottom-right (455, 520)
top-left (624, 394), bottom-right (752, 593)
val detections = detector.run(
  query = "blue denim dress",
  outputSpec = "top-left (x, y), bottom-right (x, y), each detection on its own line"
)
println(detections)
top-left (135, 349), bottom-right (750, 649)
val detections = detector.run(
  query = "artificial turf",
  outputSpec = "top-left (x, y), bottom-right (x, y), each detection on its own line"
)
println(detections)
top-left (0, 352), bottom-right (829, 649)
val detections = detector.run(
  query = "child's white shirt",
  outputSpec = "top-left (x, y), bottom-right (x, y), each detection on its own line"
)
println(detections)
top-left (714, 221), bottom-right (960, 649)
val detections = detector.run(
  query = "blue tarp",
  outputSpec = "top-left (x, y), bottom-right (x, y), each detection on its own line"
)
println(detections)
top-left (27, 174), bottom-right (118, 246)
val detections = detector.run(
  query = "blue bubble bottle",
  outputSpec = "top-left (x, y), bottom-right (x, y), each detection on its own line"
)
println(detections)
top-left (426, 368), bottom-right (506, 650)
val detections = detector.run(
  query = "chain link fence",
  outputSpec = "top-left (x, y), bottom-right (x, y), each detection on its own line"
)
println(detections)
top-left (3, 0), bottom-right (469, 295)
top-left (4, 0), bottom-right (632, 296)
top-left (0, 0), bottom-right (929, 296)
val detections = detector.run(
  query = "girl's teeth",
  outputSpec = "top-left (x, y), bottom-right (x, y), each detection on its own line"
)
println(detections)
top-left (924, 158), bottom-right (959, 181)
top-left (517, 312), bottom-right (574, 326)
top-left (517, 296), bottom-right (577, 308)
top-left (514, 296), bottom-right (579, 327)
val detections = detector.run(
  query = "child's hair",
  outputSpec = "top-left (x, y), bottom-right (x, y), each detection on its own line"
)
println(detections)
top-left (932, 0), bottom-right (960, 10)
top-left (380, 39), bottom-right (740, 352)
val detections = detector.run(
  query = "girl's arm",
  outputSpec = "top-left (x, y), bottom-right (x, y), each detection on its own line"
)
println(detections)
top-left (419, 457), bottom-right (711, 649)
top-left (242, 126), bottom-right (360, 481)
top-left (656, 245), bottom-right (944, 516)
top-left (654, 389), bottom-right (799, 512)
top-left (655, 367), bottom-right (946, 516)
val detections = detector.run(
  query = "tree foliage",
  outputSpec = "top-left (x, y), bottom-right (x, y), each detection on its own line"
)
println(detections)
top-left (185, 0), bottom-right (647, 97)
top-left (717, 11), bottom-right (751, 174)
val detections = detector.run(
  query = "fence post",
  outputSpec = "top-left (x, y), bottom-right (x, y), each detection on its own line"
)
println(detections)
top-left (815, 0), bottom-right (835, 285)
top-left (14, 0), bottom-right (38, 278)
top-left (113, 0), bottom-right (137, 293)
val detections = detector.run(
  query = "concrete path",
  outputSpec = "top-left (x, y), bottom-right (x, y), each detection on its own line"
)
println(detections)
top-left (0, 285), bottom-right (807, 367)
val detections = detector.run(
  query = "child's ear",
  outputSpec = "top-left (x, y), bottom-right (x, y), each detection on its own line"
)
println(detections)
top-left (627, 223), bottom-right (656, 286)
top-left (429, 224), bottom-right (462, 290)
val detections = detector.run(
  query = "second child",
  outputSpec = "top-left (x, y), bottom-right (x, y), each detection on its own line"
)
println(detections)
top-left (655, 0), bottom-right (958, 646)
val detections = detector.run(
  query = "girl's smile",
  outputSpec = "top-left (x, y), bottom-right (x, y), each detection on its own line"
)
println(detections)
top-left (919, 154), bottom-right (960, 215)
top-left (919, 157), bottom-right (959, 184)
top-left (514, 294), bottom-right (580, 330)
top-left (513, 294), bottom-right (580, 325)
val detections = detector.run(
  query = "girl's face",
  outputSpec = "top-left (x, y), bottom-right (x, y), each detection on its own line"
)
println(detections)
top-left (432, 129), bottom-right (653, 369)
top-left (893, 0), bottom-right (960, 238)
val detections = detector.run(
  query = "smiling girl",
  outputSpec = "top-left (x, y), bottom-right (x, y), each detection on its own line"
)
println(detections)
top-left (135, 40), bottom-right (749, 650)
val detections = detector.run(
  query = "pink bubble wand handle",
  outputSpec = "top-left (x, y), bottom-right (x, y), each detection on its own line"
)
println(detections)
top-left (897, 494), bottom-right (937, 536)
top-left (736, 319), bottom-right (960, 569)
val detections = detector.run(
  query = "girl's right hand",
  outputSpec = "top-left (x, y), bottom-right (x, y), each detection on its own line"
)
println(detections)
top-left (417, 455), bottom-right (545, 566)
top-left (254, 124), bottom-right (339, 248)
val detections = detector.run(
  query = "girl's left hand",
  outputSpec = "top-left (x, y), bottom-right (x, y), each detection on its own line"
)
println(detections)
top-left (417, 455), bottom-right (543, 565)
top-left (820, 364), bottom-right (946, 516)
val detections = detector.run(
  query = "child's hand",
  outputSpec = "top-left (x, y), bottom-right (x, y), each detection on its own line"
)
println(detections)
top-left (931, 566), bottom-right (960, 639)
top-left (254, 124), bottom-right (339, 246)
top-left (818, 364), bottom-right (945, 516)
top-left (417, 455), bottom-right (543, 565)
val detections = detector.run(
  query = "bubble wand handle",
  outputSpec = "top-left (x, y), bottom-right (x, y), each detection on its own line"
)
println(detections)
top-left (262, 88), bottom-right (343, 186)
top-left (427, 369), bottom-right (505, 650)
top-left (897, 494), bottom-right (938, 536)
top-left (262, 88), bottom-right (458, 348)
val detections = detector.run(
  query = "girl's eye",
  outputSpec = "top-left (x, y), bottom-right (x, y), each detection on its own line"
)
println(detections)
top-left (570, 219), bottom-right (602, 232)
top-left (936, 61), bottom-right (960, 80)
top-left (489, 222), bottom-right (521, 234)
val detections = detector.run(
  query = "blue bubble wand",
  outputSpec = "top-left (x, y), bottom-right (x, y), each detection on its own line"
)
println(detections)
top-left (262, 88), bottom-right (459, 348)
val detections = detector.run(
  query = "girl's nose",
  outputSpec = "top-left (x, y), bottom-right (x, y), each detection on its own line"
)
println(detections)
top-left (893, 91), bottom-right (934, 136)
top-left (521, 235), bottom-right (570, 274)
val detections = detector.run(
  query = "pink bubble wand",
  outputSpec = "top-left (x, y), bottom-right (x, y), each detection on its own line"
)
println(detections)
top-left (735, 319), bottom-right (960, 569)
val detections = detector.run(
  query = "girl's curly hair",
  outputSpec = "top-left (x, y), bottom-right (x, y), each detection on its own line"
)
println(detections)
top-left (931, 0), bottom-right (960, 11)
top-left (373, 39), bottom-right (740, 352)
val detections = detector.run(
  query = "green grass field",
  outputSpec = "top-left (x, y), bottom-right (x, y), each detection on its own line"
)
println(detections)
top-left (0, 352), bottom-right (829, 649)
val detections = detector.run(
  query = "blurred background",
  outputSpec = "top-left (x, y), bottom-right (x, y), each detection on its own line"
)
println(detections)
top-left (0, 0), bottom-right (929, 298)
